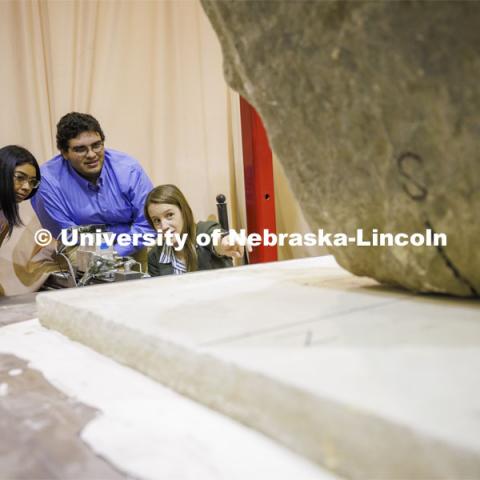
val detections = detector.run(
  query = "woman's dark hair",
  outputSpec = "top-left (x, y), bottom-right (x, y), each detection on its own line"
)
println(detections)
top-left (145, 184), bottom-right (198, 272)
top-left (56, 112), bottom-right (106, 152)
top-left (0, 145), bottom-right (41, 237)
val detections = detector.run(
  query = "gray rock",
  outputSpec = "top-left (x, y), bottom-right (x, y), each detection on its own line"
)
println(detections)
top-left (201, 0), bottom-right (480, 297)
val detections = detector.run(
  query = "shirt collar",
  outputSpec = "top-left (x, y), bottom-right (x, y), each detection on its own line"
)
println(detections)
top-left (158, 245), bottom-right (186, 275)
top-left (64, 153), bottom-right (106, 191)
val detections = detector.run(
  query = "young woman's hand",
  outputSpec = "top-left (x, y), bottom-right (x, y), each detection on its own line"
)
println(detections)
top-left (214, 233), bottom-right (252, 258)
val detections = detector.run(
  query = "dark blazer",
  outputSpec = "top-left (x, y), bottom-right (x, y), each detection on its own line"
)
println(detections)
top-left (148, 221), bottom-right (233, 277)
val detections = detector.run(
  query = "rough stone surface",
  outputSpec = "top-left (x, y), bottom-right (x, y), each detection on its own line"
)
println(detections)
top-left (201, 0), bottom-right (480, 296)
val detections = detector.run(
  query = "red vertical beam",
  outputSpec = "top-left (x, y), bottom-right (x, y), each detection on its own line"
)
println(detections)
top-left (240, 96), bottom-right (277, 263)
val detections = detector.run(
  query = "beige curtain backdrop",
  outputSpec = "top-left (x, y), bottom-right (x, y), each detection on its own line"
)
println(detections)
top-left (0, 0), bottom-right (322, 295)
top-left (273, 155), bottom-right (327, 260)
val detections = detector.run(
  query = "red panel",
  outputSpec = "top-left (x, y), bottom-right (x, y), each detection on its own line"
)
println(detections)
top-left (240, 96), bottom-right (277, 263)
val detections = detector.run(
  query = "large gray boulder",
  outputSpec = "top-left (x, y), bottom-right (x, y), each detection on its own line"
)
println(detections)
top-left (201, 0), bottom-right (480, 297)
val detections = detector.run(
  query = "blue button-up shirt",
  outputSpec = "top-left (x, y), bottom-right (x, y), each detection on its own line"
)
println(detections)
top-left (31, 149), bottom-right (155, 256)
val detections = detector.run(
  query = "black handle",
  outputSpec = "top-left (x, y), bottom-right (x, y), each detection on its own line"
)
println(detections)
top-left (216, 193), bottom-right (249, 265)
top-left (216, 194), bottom-right (229, 231)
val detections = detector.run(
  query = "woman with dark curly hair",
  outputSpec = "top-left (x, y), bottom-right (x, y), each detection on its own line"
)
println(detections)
top-left (0, 145), bottom-right (41, 246)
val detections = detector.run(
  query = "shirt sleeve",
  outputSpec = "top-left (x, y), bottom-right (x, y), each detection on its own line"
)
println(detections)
top-left (114, 163), bottom-right (155, 257)
top-left (31, 179), bottom-right (77, 239)
top-left (147, 248), bottom-right (161, 277)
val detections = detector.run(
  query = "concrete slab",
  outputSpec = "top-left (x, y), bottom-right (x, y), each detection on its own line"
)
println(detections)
top-left (36, 256), bottom-right (480, 479)
top-left (0, 320), bottom-right (330, 480)
top-left (0, 292), bottom-right (37, 326)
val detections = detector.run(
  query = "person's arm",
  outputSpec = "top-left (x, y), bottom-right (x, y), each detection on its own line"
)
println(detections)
top-left (147, 248), bottom-right (161, 277)
top-left (203, 221), bottom-right (247, 259)
top-left (114, 164), bottom-right (155, 257)
top-left (31, 179), bottom-right (77, 238)
top-left (214, 234), bottom-right (246, 259)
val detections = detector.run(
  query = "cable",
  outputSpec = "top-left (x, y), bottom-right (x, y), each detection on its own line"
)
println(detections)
top-left (59, 252), bottom-right (77, 287)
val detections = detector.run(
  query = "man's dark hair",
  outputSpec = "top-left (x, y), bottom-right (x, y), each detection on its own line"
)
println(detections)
top-left (0, 145), bottom-right (41, 237)
top-left (56, 112), bottom-right (106, 152)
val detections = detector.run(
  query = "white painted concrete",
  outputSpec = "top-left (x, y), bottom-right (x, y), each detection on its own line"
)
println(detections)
top-left (36, 256), bottom-right (480, 479)
top-left (0, 320), bottom-right (332, 480)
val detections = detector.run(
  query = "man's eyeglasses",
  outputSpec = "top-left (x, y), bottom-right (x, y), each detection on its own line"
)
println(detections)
top-left (70, 141), bottom-right (104, 156)
top-left (13, 173), bottom-right (41, 189)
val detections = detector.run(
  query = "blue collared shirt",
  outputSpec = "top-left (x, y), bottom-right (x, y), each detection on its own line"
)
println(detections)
top-left (31, 148), bottom-right (155, 256)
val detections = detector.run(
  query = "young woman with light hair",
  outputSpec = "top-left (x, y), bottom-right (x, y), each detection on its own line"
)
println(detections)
top-left (144, 184), bottom-right (244, 276)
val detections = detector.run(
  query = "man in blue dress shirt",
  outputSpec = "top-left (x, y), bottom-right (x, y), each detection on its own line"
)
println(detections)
top-left (32, 112), bottom-right (155, 257)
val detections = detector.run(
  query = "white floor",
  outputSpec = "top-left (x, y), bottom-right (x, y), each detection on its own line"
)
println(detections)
top-left (0, 319), bottom-right (334, 480)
